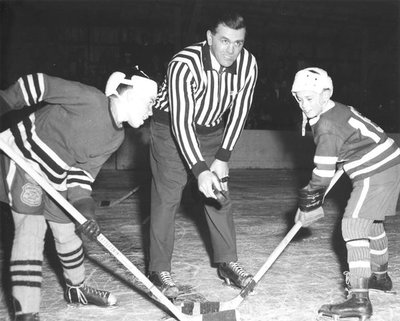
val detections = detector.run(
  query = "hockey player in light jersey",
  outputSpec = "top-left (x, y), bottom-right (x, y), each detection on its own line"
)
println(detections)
top-left (291, 67), bottom-right (400, 321)
top-left (0, 71), bottom-right (157, 321)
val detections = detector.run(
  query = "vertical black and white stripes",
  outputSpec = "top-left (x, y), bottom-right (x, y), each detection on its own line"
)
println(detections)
top-left (153, 41), bottom-right (257, 171)
top-left (18, 73), bottom-right (45, 106)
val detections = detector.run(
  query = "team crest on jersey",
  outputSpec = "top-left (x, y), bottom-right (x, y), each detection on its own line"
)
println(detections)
top-left (20, 183), bottom-right (43, 207)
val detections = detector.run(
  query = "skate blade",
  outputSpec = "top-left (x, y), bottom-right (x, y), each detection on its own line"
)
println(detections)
top-left (221, 279), bottom-right (256, 296)
top-left (221, 279), bottom-right (237, 289)
top-left (369, 288), bottom-right (397, 295)
top-left (318, 312), bottom-right (370, 321)
top-left (66, 302), bottom-right (118, 309)
top-left (317, 312), bottom-right (340, 321)
top-left (221, 279), bottom-right (241, 289)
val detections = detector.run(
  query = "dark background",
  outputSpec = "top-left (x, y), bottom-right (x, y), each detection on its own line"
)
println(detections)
top-left (1, 0), bottom-right (399, 131)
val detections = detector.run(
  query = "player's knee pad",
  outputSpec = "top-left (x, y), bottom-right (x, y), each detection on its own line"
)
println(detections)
top-left (12, 211), bottom-right (47, 240)
top-left (48, 221), bottom-right (83, 257)
top-left (342, 217), bottom-right (373, 242)
top-left (48, 221), bottom-right (79, 244)
top-left (369, 221), bottom-right (385, 238)
top-left (11, 212), bottom-right (46, 265)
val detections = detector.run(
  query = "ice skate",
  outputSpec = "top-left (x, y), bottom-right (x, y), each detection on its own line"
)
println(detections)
top-left (218, 261), bottom-right (253, 289)
top-left (15, 313), bottom-right (40, 321)
top-left (148, 271), bottom-right (179, 299)
top-left (64, 282), bottom-right (117, 306)
top-left (368, 272), bottom-right (396, 294)
top-left (318, 277), bottom-right (372, 321)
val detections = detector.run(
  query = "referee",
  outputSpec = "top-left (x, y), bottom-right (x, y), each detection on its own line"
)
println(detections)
top-left (148, 11), bottom-right (258, 298)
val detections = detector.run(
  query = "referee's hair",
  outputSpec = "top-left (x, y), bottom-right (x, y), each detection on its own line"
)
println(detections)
top-left (206, 10), bottom-right (246, 34)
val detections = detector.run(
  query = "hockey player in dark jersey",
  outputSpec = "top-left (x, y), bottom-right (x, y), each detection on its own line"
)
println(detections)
top-left (291, 67), bottom-right (400, 321)
top-left (0, 71), bottom-right (157, 321)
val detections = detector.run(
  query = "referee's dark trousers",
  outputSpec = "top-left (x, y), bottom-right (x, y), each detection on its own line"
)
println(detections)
top-left (148, 118), bottom-right (238, 272)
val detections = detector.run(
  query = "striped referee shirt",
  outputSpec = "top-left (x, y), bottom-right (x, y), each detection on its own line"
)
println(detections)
top-left (153, 41), bottom-right (258, 177)
top-left (0, 73), bottom-right (124, 205)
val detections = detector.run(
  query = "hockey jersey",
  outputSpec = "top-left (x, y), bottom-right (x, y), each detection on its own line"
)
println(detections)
top-left (307, 102), bottom-right (400, 190)
top-left (0, 73), bottom-right (124, 205)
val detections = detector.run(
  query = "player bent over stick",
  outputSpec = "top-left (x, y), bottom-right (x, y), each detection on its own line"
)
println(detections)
top-left (291, 67), bottom-right (400, 321)
top-left (0, 71), bottom-right (157, 321)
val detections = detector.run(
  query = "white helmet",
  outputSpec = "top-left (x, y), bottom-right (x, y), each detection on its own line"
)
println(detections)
top-left (291, 67), bottom-right (333, 94)
top-left (105, 71), bottom-right (157, 128)
top-left (105, 71), bottom-right (157, 98)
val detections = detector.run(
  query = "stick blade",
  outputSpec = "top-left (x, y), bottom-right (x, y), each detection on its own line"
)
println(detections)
top-left (182, 301), bottom-right (221, 314)
top-left (99, 200), bottom-right (111, 207)
top-left (200, 309), bottom-right (239, 321)
top-left (181, 303), bottom-right (239, 320)
top-left (98, 186), bottom-right (140, 208)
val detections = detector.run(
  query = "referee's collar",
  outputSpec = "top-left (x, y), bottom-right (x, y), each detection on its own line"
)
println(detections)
top-left (202, 42), bottom-right (237, 74)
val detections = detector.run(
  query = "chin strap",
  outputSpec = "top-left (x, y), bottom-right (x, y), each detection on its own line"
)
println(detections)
top-left (301, 112), bottom-right (307, 136)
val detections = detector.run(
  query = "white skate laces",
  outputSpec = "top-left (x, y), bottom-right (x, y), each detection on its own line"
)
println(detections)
top-left (218, 261), bottom-right (252, 289)
top-left (66, 284), bottom-right (89, 304)
top-left (159, 271), bottom-right (177, 287)
top-left (148, 271), bottom-right (180, 299)
top-left (343, 271), bottom-right (353, 297)
top-left (344, 271), bottom-right (351, 285)
top-left (229, 262), bottom-right (249, 278)
top-left (66, 283), bottom-right (117, 306)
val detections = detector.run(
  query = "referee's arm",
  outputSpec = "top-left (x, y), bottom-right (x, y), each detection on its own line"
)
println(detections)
top-left (168, 61), bottom-right (209, 177)
top-left (217, 59), bottom-right (258, 162)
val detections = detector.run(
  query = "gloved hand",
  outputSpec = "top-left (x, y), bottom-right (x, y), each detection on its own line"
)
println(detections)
top-left (72, 197), bottom-right (101, 239)
top-left (294, 206), bottom-right (324, 227)
top-left (77, 219), bottom-right (101, 239)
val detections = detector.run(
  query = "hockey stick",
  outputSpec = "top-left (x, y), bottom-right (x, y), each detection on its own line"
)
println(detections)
top-left (98, 185), bottom-right (140, 207)
top-left (182, 168), bottom-right (345, 314)
top-left (0, 137), bottom-right (238, 321)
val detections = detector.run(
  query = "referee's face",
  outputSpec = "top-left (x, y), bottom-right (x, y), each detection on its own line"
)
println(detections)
top-left (207, 24), bottom-right (245, 68)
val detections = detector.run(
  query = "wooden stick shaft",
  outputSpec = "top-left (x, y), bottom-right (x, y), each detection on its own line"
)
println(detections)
top-left (181, 167), bottom-right (346, 314)
top-left (109, 186), bottom-right (139, 207)
top-left (100, 186), bottom-right (140, 208)
top-left (252, 221), bottom-right (302, 283)
top-left (237, 167), bottom-right (345, 302)
top-left (0, 137), bottom-right (193, 321)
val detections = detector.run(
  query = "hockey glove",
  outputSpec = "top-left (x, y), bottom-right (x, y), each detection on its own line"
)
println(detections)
top-left (295, 207), bottom-right (324, 227)
top-left (298, 187), bottom-right (325, 212)
top-left (78, 219), bottom-right (100, 239)
top-left (73, 197), bottom-right (101, 239)
top-left (296, 186), bottom-right (325, 227)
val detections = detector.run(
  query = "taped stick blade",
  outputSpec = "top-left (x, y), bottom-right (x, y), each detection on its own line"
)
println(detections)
top-left (99, 200), bottom-right (111, 207)
top-left (200, 309), bottom-right (239, 321)
top-left (182, 301), bottom-right (221, 315)
top-left (98, 186), bottom-right (140, 208)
